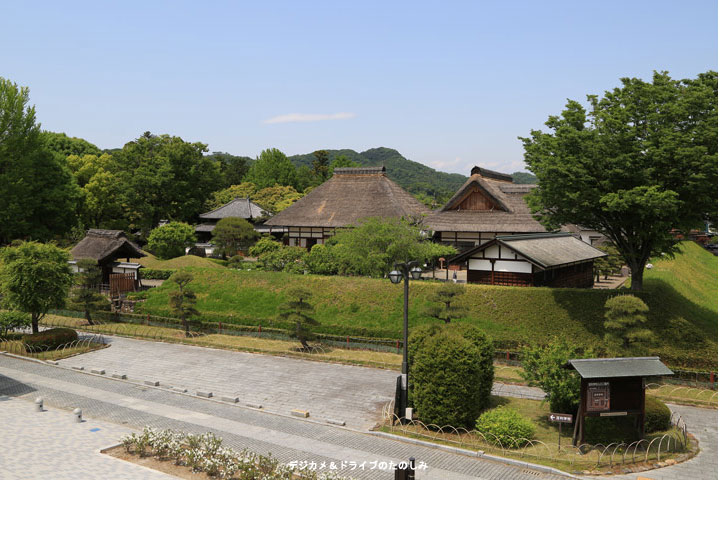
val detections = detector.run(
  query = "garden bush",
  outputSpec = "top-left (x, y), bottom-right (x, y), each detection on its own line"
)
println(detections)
top-left (248, 236), bottom-right (282, 258)
top-left (22, 327), bottom-right (78, 351)
top-left (258, 245), bottom-right (308, 273)
top-left (411, 324), bottom-right (494, 428)
top-left (475, 406), bottom-right (535, 448)
top-left (644, 395), bottom-right (671, 433)
top-left (146, 222), bottom-right (196, 260)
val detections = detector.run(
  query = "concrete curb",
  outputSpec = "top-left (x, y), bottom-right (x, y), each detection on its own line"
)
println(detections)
top-left (370, 430), bottom-right (579, 479)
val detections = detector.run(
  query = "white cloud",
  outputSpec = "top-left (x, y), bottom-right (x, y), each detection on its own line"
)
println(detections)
top-left (429, 157), bottom-right (462, 170)
top-left (263, 112), bottom-right (356, 124)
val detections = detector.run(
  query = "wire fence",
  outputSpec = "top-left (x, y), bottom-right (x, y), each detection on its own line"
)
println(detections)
top-left (0, 334), bottom-right (107, 360)
top-left (381, 406), bottom-right (689, 471)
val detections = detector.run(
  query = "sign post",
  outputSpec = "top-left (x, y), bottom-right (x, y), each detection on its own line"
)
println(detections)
top-left (548, 413), bottom-right (573, 451)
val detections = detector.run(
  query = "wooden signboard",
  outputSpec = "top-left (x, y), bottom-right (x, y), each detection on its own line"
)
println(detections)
top-left (586, 381), bottom-right (610, 412)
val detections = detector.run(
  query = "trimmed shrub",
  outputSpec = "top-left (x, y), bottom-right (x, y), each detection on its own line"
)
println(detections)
top-left (146, 222), bottom-right (196, 260)
top-left (644, 395), bottom-right (671, 433)
top-left (139, 269), bottom-right (175, 280)
top-left (22, 328), bottom-right (78, 351)
top-left (475, 406), bottom-right (535, 448)
top-left (248, 236), bottom-right (282, 258)
top-left (411, 324), bottom-right (494, 428)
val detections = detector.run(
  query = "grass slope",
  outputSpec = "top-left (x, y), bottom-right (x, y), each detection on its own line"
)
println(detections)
top-left (135, 242), bottom-right (717, 370)
top-left (131, 254), bottom-right (225, 270)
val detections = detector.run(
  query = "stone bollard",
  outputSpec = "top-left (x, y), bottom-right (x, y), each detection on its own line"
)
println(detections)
top-left (73, 408), bottom-right (83, 423)
top-left (35, 397), bottom-right (43, 412)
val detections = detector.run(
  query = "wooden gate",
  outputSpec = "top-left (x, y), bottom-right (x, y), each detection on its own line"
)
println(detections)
top-left (109, 273), bottom-right (136, 294)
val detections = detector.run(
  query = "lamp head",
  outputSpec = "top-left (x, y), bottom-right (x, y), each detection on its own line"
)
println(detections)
top-left (389, 269), bottom-right (403, 284)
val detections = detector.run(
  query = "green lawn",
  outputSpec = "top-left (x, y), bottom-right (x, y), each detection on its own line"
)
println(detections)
top-left (133, 241), bottom-right (717, 370)
top-left (131, 253), bottom-right (225, 270)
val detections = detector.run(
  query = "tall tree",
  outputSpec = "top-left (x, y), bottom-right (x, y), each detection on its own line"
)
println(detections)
top-left (311, 150), bottom-right (330, 183)
top-left (67, 259), bottom-right (109, 325)
top-left (244, 148), bottom-right (298, 190)
top-left (41, 132), bottom-right (101, 157)
top-left (112, 132), bottom-right (222, 234)
top-left (0, 242), bottom-right (74, 333)
top-left (0, 78), bottom-right (82, 244)
top-left (521, 71), bottom-right (718, 290)
top-left (146, 222), bottom-right (196, 260)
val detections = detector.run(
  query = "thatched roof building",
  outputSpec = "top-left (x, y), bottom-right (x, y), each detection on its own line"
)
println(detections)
top-left (264, 167), bottom-right (428, 248)
top-left (70, 229), bottom-right (145, 264)
top-left (423, 166), bottom-right (548, 252)
top-left (70, 229), bottom-right (146, 291)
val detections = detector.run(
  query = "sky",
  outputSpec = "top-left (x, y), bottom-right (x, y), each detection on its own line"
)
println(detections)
top-left (2, 0), bottom-right (717, 174)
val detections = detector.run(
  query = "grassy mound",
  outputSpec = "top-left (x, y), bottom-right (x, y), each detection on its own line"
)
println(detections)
top-left (134, 242), bottom-right (717, 370)
top-left (131, 253), bottom-right (225, 270)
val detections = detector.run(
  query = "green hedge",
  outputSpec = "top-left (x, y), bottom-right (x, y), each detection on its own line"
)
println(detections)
top-left (22, 328), bottom-right (79, 351)
top-left (475, 406), bottom-right (535, 448)
top-left (139, 269), bottom-right (176, 280)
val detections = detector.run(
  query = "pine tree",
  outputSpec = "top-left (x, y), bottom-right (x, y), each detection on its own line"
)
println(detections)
top-left (169, 271), bottom-right (200, 337)
top-left (68, 259), bottom-right (109, 324)
top-left (277, 287), bottom-right (319, 351)
top-left (603, 295), bottom-right (654, 351)
top-left (424, 282), bottom-right (468, 323)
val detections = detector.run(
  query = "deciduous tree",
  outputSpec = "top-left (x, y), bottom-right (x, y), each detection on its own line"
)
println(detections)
top-left (521, 71), bottom-right (718, 291)
top-left (211, 217), bottom-right (259, 258)
top-left (146, 222), bottom-right (196, 260)
top-left (0, 242), bottom-right (74, 333)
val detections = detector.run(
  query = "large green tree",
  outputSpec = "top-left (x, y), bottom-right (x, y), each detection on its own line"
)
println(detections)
top-left (521, 71), bottom-right (717, 291)
top-left (211, 217), bottom-right (259, 258)
top-left (112, 132), bottom-right (222, 233)
top-left (146, 222), bottom-right (196, 260)
top-left (328, 217), bottom-right (456, 278)
top-left (0, 78), bottom-right (82, 244)
top-left (244, 148), bottom-right (298, 190)
top-left (41, 132), bottom-right (101, 158)
top-left (0, 242), bottom-right (74, 333)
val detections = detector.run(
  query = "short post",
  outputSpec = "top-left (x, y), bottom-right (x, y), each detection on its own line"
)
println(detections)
top-left (73, 408), bottom-right (82, 423)
top-left (35, 397), bottom-right (43, 412)
top-left (394, 457), bottom-right (416, 480)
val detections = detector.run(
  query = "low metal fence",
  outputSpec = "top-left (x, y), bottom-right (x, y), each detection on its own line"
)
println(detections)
top-left (381, 407), bottom-right (689, 471)
top-left (0, 334), bottom-right (107, 360)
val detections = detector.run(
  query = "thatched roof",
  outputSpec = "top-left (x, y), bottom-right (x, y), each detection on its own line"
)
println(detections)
top-left (264, 166), bottom-right (428, 228)
top-left (199, 198), bottom-right (269, 221)
top-left (70, 229), bottom-right (145, 264)
top-left (423, 170), bottom-right (549, 233)
top-left (450, 233), bottom-right (607, 268)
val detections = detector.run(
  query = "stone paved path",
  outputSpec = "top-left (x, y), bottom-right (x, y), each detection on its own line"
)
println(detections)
top-left (55, 335), bottom-right (545, 429)
top-left (0, 354), bottom-right (564, 480)
top-left (0, 394), bottom-right (172, 480)
top-left (614, 404), bottom-right (717, 480)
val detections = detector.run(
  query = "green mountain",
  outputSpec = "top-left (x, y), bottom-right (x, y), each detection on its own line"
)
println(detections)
top-left (288, 147), bottom-right (467, 204)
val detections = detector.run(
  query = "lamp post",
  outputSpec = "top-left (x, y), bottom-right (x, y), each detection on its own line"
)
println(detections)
top-left (389, 261), bottom-right (423, 423)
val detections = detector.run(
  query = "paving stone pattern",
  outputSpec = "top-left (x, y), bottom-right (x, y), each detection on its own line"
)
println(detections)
top-left (56, 336), bottom-right (545, 429)
top-left (0, 394), bottom-right (172, 480)
top-left (0, 355), bottom-right (563, 480)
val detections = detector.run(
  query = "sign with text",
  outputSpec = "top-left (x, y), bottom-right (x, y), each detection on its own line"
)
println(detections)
top-left (548, 413), bottom-right (573, 424)
top-left (587, 381), bottom-right (610, 412)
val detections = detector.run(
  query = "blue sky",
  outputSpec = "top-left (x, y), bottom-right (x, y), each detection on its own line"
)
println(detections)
top-left (2, 0), bottom-right (717, 174)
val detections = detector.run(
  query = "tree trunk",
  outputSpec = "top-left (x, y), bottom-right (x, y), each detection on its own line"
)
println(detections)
top-left (31, 313), bottom-right (39, 334)
top-left (629, 261), bottom-right (645, 291)
top-left (85, 308), bottom-right (93, 326)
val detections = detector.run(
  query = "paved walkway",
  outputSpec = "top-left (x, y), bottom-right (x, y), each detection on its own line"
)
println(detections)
top-left (0, 354), bottom-right (564, 480)
top-left (55, 335), bottom-right (544, 429)
top-left (0, 394), bottom-right (172, 480)
top-left (615, 404), bottom-right (717, 480)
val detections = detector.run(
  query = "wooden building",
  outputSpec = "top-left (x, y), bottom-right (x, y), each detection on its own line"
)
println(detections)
top-left (449, 233), bottom-right (607, 287)
top-left (423, 166), bottom-right (552, 253)
top-left (263, 167), bottom-right (428, 248)
top-left (69, 229), bottom-right (146, 293)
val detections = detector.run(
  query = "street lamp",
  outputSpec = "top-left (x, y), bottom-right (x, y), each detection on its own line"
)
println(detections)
top-left (388, 260), bottom-right (423, 423)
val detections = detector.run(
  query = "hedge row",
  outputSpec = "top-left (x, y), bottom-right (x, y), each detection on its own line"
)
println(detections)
top-left (139, 269), bottom-right (176, 280)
